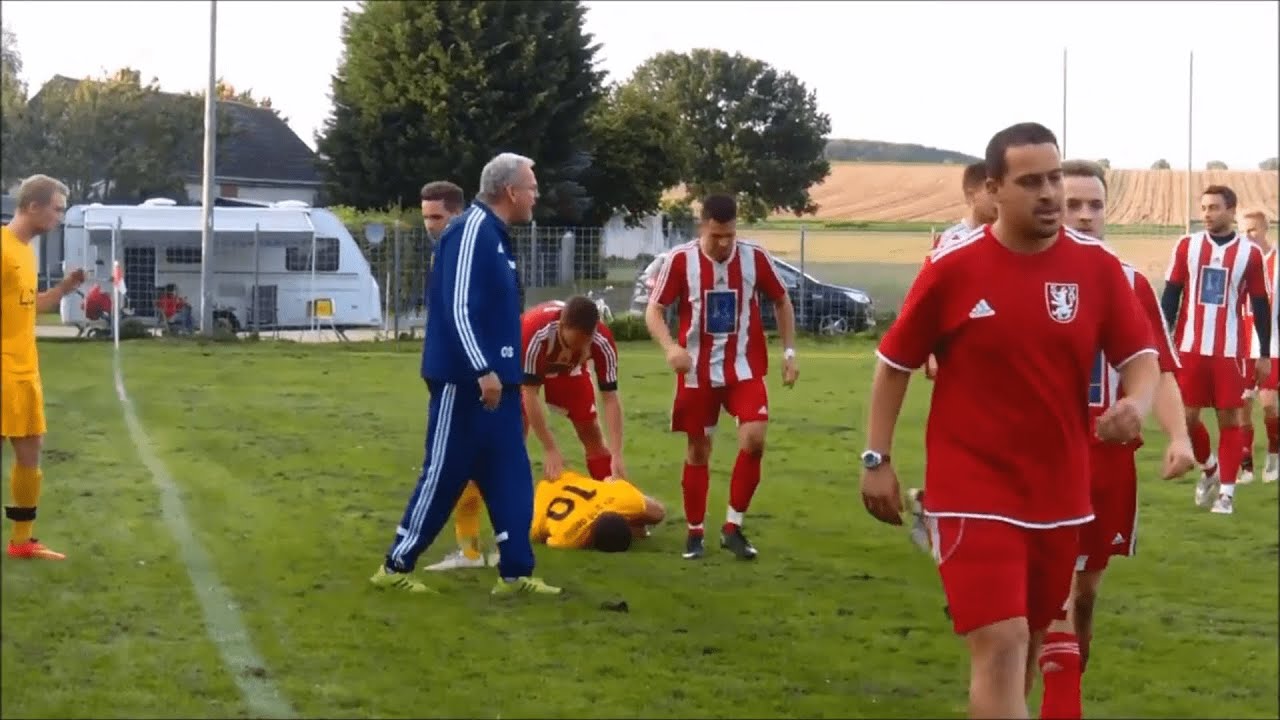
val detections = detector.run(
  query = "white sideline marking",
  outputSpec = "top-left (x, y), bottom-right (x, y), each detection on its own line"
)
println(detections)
top-left (112, 348), bottom-right (296, 719)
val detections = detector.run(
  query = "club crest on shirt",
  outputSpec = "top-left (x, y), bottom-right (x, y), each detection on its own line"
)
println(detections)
top-left (1045, 282), bottom-right (1079, 324)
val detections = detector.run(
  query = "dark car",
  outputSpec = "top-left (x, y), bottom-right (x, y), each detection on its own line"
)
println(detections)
top-left (628, 250), bottom-right (875, 334)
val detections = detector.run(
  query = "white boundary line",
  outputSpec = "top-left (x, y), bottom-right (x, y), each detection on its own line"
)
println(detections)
top-left (111, 346), bottom-right (295, 719)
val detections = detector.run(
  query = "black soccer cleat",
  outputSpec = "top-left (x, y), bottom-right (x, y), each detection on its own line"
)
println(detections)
top-left (720, 527), bottom-right (758, 561)
top-left (681, 533), bottom-right (705, 560)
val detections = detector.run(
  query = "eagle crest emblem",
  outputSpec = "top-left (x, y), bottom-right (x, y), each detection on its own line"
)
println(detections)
top-left (1045, 282), bottom-right (1079, 324)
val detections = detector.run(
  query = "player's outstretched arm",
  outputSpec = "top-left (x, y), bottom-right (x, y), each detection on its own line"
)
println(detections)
top-left (522, 384), bottom-right (562, 479)
top-left (600, 390), bottom-right (626, 476)
top-left (35, 269), bottom-right (85, 313)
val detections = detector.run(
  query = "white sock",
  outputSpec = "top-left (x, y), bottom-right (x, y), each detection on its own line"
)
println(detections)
top-left (1268, 453), bottom-right (1279, 466)
top-left (1204, 454), bottom-right (1219, 474)
top-left (726, 508), bottom-right (744, 526)
top-left (1221, 484), bottom-right (1236, 498)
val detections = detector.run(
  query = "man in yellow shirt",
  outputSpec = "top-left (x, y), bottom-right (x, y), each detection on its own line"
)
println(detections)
top-left (531, 471), bottom-right (665, 552)
top-left (3, 174), bottom-right (85, 560)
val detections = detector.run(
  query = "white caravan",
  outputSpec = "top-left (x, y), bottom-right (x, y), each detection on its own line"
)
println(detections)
top-left (57, 199), bottom-right (382, 332)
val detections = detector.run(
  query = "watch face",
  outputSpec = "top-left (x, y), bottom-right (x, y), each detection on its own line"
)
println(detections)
top-left (861, 451), bottom-right (880, 468)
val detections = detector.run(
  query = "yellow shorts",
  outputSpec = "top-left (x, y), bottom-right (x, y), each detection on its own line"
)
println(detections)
top-left (0, 376), bottom-right (47, 438)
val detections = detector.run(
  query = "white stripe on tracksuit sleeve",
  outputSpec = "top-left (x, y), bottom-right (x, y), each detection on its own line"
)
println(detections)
top-left (452, 209), bottom-right (490, 372)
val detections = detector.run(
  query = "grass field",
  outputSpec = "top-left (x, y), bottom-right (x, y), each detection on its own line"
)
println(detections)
top-left (2, 337), bottom-right (1277, 719)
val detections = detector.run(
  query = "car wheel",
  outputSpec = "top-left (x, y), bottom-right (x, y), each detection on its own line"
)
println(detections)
top-left (817, 315), bottom-right (850, 336)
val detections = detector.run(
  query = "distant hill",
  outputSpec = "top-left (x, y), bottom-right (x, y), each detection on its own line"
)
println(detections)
top-left (824, 139), bottom-right (981, 165)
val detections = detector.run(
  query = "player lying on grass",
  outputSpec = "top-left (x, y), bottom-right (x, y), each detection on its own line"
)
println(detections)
top-left (861, 122), bottom-right (1160, 719)
top-left (1161, 184), bottom-right (1271, 515)
top-left (1034, 159), bottom-right (1194, 720)
top-left (645, 193), bottom-right (799, 561)
top-left (426, 295), bottom-right (626, 570)
top-left (530, 471), bottom-right (666, 552)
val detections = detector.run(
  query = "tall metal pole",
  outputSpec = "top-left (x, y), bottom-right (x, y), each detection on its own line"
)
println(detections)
top-left (1061, 47), bottom-right (1068, 157)
top-left (1186, 50), bottom-right (1194, 237)
top-left (198, 0), bottom-right (218, 334)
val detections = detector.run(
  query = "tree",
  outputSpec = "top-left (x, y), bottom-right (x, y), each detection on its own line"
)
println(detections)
top-left (1, 27), bottom-right (29, 187)
top-left (1261, 157), bottom-right (1279, 171)
top-left (626, 49), bottom-right (832, 222)
top-left (1152, 158), bottom-right (1171, 170)
top-left (317, 0), bottom-right (605, 222)
top-left (1206, 160), bottom-right (1228, 170)
top-left (579, 83), bottom-right (693, 226)
top-left (21, 68), bottom-right (212, 202)
top-left (1096, 158), bottom-right (1111, 170)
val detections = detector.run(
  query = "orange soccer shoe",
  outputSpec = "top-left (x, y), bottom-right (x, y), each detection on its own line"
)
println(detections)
top-left (7, 539), bottom-right (67, 560)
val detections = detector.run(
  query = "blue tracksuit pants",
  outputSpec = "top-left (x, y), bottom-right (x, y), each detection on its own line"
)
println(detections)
top-left (385, 382), bottom-right (535, 578)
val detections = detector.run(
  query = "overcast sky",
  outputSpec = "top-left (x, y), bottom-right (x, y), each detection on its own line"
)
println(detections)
top-left (2, 0), bottom-right (1276, 170)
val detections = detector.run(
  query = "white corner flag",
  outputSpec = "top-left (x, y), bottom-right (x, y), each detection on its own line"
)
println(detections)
top-left (111, 260), bottom-right (126, 348)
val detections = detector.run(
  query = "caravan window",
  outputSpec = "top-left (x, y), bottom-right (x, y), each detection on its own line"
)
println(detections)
top-left (285, 238), bottom-right (340, 272)
top-left (165, 247), bottom-right (203, 264)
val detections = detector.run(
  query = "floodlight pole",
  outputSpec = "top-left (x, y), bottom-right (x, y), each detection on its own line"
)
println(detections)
top-left (198, 0), bottom-right (218, 335)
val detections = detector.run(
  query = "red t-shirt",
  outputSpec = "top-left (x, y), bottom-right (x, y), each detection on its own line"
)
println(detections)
top-left (84, 285), bottom-right (112, 321)
top-left (652, 240), bottom-right (788, 388)
top-left (520, 300), bottom-right (620, 390)
top-left (878, 226), bottom-right (1157, 527)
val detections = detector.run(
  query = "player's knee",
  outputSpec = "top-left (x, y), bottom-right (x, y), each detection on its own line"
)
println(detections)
top-left (9, 435), bottom-right (42, 467)
top-left (738, 422), bottom-right (767, 455)
top-left (685, 437), bottom-right (712, 465)
top-left (590, 512), bottom-right (634, 553)
top-left (966, 617), bottom-right (1030, 673)
top-left (1072, 585), bottom-right (1098, 620)
top-left (573, 419), bottom-right (606, 450)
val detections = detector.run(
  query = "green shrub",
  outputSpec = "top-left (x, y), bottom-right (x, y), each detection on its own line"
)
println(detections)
top-left (118, 319), bottom-right (153, 340)
top-left (606, 313), bottom-right (651, 342)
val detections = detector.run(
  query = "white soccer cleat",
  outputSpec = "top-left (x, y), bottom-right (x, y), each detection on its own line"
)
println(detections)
top-left (423, 549), bottom-right (488, 571)
top-left (1210, 493), bottom-right (1234, 515)
top-left (1194, 468), bottom-right (1221, 509)
top-left (1239, 469), bottom-right (1255, 484)
top-left (907, 488), bottom-right (931, 554)
top-left (1263, 454), bottom-right (1279, 483)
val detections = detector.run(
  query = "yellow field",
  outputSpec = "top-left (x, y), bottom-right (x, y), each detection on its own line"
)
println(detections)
top-left (750, 228), bottom-right (1181, 280)
top-left (668, 163), bottom-right (1280, 225)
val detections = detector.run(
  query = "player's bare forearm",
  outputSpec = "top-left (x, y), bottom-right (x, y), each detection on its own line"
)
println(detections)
top-left (521, 386), bottom-right (560, 455)
top-left (866, 361), bottom-right (912, 454)
top-left (773, 294), bottom-right (797, 350)
top-left (645, 302), bottom-right (677, 351)
top-left (35, 283), bottom-right (73, 313)
top-left (1116, 352), bottom-right (1160, 417)
top-left (1153, 372), bottom-right (1189, 441)
top-left (601, 390), bottom-right (625, 459)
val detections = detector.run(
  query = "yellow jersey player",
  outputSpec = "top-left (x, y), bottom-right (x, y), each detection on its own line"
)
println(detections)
top-left (3, 174), bottom-right (85, 560)
top-left (531, 472), bottom-right (665, 552)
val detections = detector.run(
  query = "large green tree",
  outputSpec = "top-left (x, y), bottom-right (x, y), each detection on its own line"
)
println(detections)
top-left (317, 0), bottom-right (605, 222)
top-left (626, 49), bottom-right (832, 222)
top-left (1, 26), bottom-right (29, 187)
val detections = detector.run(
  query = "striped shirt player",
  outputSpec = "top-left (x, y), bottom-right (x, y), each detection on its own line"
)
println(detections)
top-left (1163, 230), bottom-right (1270, 410)
top-left (520, 299), bottom-right (622, 481)
top-left (1080, 259), bottom-right (1180, 572)
top-left (932, 220), bottom-right (978, 250)
top-left (1241, 246), bottom-right (1279, 392)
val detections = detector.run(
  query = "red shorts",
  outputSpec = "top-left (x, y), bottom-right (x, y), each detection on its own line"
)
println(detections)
top-left (526, 373), bottom-right (597, 422)
top-left (1077, 443), bottom-right (1138, 573)
top-left (669, 377), bottom-right (769, 437)
top-left (1177, 353), bottom-right (1245, 410)
top-left (1241, 357), bottom-right (1259, 394)
top-left (928, 517), bottom-right (1079, 635)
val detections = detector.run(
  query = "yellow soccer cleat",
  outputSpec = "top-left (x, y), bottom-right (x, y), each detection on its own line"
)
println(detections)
top-left (369, 564), bottom-right (436, 594)
top-left (491, 576), bottom-right (562, 596)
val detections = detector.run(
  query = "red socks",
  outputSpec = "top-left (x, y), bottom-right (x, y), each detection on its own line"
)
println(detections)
top-left (586, 453), bottom-right (612, 481)
top-left (723, 450), bottom-right (763, 533)
top-left (1189, 420), bottom-right (1213, 465)
top-left (682, 463), bottom-right (709, 536)
top-left (1219, 426), bottom-right (1243, 486)
top-left (1266, 416), bottom-right (1280, 454)
top-left (1039, 631), bottom-right (1083, 719)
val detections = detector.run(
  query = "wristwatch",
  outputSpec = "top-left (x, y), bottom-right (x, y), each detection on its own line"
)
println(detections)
top-left (861, 450), bottom-right (891, 470)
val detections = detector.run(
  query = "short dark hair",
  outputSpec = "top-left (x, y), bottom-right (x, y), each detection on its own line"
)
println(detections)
top-left (420, 181), bottom-right (465, 212)
top-left (1202, 184), bottom-right (1237, 210)
top-left (1061, 159), bottom-right (1108, 193)
top-left (700, 194), bottom-right (737, 223)
top-left (561, 295), bottom-right (600, 333)
top-left (590, 512), bottom-right (633, 553)
top-left (984, 122), bottom-right (1060, 181)
top-left (961, 161), bottom-right (987, 192)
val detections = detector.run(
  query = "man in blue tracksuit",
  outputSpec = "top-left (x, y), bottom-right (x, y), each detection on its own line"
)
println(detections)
top-left (371, 153), bottom-right (561, 596)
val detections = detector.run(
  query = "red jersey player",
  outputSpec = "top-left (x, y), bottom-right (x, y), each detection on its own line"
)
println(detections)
top-left (1160, 185), bottom-right (1272, 515)
top-left (860, 123), bottom-right (1160, 719)
top-left (1236, 208), bottom-right (1279, 483)
top-left (1035, 160), bottom-right (1193, 720)
top-left (644, 193), bottom-right (799, 561)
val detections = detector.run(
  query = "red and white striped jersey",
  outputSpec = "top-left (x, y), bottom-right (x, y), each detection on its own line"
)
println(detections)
top-left (1164, 231), bottom-right (1269, 358)
top-left (652, 240), bottom-right (789, 388)
top-left (520, 300), bottom-right (620, 391)
top-left (1089, 263), bottom-right (1181, 447)
top-left (1241, 247), bottom-right (1278, 359)
top-left (932, 220), bottom-right (976, 250)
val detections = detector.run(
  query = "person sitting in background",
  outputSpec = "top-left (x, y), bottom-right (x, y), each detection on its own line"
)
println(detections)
top-left (156, 284), bottom-right (195, 332)
top-left (83, 284), bottom-right (112, 322)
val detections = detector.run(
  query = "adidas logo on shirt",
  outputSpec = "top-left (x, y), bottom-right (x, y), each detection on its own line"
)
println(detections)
top-left (969, 299), bottom-right (995, 319)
